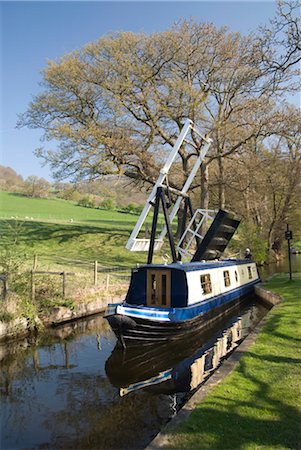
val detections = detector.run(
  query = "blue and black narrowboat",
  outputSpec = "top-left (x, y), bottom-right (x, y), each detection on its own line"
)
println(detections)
top-left (105, 259), bottom-right (260, 345)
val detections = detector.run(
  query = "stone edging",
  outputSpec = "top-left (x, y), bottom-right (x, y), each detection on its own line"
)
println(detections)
top-left (0, 296), bottom-right (122, 341)
top-left (42, 295), bottom-right (123, 326)
top-left (254, 283), bottom-right (282, 306)
top-left (0, 317), bottom-right (29, 341)
top-left (145, 284), bottom-right (281, 450)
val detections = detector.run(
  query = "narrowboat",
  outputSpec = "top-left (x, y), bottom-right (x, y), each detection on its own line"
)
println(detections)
top-left (104, 119), bottom-right (260, 346)
top-left (105, 259), bottom-right (260, 346)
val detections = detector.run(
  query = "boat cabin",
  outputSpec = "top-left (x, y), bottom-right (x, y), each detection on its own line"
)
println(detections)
top-left (125, 260), bottom-right (259, 309)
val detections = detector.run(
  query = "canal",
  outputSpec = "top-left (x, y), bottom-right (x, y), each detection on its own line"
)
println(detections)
top-left (1, 296), bottom-right (270, 450)
top-left (1, 254), bottom-right (300, 449)
top-left (258, 252), bottom-right (301, 279)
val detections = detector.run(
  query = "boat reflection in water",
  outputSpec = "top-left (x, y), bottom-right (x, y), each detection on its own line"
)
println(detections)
top-left (106, 300), bottom-right (266, 398)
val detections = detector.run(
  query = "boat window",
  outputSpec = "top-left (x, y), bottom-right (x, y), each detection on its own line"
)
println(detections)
top-left (235, 270), bottom-right (238, 282)
top-left (223, 270), bottom-right (231, 287)
top-left (200, 274), bottom-right (212, 294)
top-left (248, 266), bottom-right (252, 279)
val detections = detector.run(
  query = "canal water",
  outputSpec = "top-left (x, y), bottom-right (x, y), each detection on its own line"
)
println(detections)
top-left (258, 253), bottom-right (301, 279)
top-left (1, 297), bottom-right (270, 450)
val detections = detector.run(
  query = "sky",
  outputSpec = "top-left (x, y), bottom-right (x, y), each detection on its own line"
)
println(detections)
top-left (0, 0), bottom-right (289, 181)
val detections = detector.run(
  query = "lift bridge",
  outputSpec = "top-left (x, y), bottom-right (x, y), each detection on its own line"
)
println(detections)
top-left (126, 119), bottom-right (240, 264)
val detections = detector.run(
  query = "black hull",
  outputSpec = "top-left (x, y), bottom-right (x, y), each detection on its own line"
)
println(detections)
top-left (106, 310), bottom-right (232, 389)
top-left (106, 295), bottom-right (250, 346)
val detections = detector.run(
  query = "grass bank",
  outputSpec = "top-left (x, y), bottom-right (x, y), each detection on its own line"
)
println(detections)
top-left (163, 274), bottom-right (301, 449)
top-left (0, 191), bottom-right (157, 268)
top-left (0, 191), bottom-right (160, 325)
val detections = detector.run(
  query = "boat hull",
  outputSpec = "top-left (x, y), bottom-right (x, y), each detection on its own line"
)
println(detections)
top-left (106, 282), bottom-right (258, 346)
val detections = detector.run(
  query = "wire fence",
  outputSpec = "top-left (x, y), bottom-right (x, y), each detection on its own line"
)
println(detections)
top-left (31, 254), bottom-right (132, 295)
top-left (1, 254), bottom-right (132, 302)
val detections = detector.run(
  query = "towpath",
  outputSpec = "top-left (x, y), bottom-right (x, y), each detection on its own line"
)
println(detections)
top-left (147, 273), bottom-right (301, 449)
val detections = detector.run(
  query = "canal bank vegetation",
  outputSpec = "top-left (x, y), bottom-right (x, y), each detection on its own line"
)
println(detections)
top-left (0, 191), bottom-right (163, 329)
top-left (161, 273), bottom-right (301, 449)
top-left (0, 212), bottom-right (136, 328)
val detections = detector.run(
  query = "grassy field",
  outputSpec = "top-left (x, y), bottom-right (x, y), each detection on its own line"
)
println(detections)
top-left (0, 190), bottom-right (139, 224)
top-left (0, 191), bottom-right (159, 268)
top-left (164, 274), bottom-right (301, 449)
top-left (0, 191), bottom-right (156, 319)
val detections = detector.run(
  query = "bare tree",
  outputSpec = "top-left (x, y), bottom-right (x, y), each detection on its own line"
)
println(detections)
top-left (259, 0), bottom-right (301, 73)
top-left (23, 175), bottom-right (50, 198)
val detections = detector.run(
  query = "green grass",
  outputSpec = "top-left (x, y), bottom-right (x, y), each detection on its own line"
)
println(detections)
top-left (0, 190), bottom-right (140, 224)
top-left (165, 274), bottom-right (301, 449)
top-left (0, 191), bottom-right (165, 268)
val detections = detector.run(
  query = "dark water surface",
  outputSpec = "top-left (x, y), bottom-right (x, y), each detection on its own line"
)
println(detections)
top-left (1, 297), bottom-right (269, 450)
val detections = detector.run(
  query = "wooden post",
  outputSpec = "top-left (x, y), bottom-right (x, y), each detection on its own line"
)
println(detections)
top-left (106, 274), bottom-right (110, 290)
top-left (33, 254), bottom-right (38, 270)
top-left (31, 270), bottom-right (35, 303)
top-left (0, 275), bottom-right (8, 298)
top-left (286, 224), bottom-right (293, 280)
top-left (62, 272), bottom-right (66, 298)
top-left (94, 260), bottom-right (98, 285)
top-left (4, 277), bottom-right (8, 297)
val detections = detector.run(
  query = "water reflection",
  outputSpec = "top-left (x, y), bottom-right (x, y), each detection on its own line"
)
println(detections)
top-left (258, 254), bottom-right (301, 280)
top-left (105, 301), bottom-right (267, 398)
top-left (0, 299), bottom-right (269, 450)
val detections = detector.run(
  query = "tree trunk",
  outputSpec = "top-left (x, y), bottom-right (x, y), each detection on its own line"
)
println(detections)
top-left (200, 162), bottom-right (210, 236)
top-left (200, 162), bottom-right (209, 210)
top-left (218, 154), bottom-right (225, 209)
top-left (175, 204), bottom-right (186, 239)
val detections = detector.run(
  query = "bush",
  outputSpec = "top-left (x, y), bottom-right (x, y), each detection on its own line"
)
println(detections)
top-left (58, 188), bottom-right (82, 202)
top-left (120, 203), bottom-right (143, 215)
top-left (77, 194), bottom-right (97, 208)
top-left (100, 199), bottom-right (115, 210)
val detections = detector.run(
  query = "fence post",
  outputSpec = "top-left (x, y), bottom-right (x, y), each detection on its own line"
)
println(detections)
top-left (0, 275), bottom-right (8, 298)
top-left (4, 277), bottom-right (8, 297)
top-left (31, 270), bottom-right (35, 303)
top-left (94, 261), bottom-right (98, 285)
top-left (106, 274), bottom-right (110, 290)
top-left (62, 272), bottom-right (66, 298)
top-left (33, 254), bottom-right (38, 271)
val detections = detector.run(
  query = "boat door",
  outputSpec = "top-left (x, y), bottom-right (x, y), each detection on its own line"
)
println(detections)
top-left (147, 270), bottom-right (171, 307)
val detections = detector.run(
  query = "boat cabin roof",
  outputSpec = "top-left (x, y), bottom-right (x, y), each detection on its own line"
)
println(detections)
top-left (138, 259), bottom-right (253, 273)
